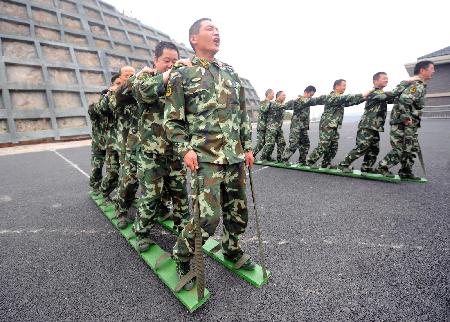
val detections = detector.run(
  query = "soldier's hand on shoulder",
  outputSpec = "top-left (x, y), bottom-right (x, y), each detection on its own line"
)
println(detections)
top-left (109, 84), bottom-right (118, 93)
top-left (176, 59), bottom-right (192, 68)
top-left (136, 66), bottom-right (155, 79)
top-left (362, 90), bottom-right (373, 98)
top-left (406, 75), bottom-right (420, 83)
top-left (403, 117), bottom-right (412, 126)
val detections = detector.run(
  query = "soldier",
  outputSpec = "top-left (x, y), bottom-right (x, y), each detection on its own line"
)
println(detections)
top-left (336, 72), bottom-right (409, 173)
top-left (306, 79), bottom-right (370, 168)
top-left (131, 41), bottom-right (190, 251)
top-left (281, 86), bottom-right (327, 164)
top-left (96, 74), bottom-right (123, 202)
top-left (376, 61), bottom-right (435, 178)
top-left (165, 18), bottom-right (255, 290)
top-left (260, 91), bottom-right (287, 161)
top-left (253, 89), bottom-right (274, 157)
top-left (88, 96), bottom-right (107, 194)
top-left (111, 66), bottom-right (141, 228)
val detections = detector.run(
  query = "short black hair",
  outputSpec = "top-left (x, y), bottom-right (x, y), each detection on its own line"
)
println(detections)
top-left (333, 79), bottom-right (346, 89)
top-left (276, 91), bottom-right (284, 98)
top-left (154, 41), bottom-right (179, 59)
top-left (304, 85), bottom-right (316, 93)
top-left (373, 72), bottom-right (387, 81)
top-left (414, 60), bottom-right (434, 75)
top-left (189, 18), bottom-right (211, 50)
top-left (265, 89), bottom-right (274, 97)
top-left (110, 73), bottom-right (120, 84)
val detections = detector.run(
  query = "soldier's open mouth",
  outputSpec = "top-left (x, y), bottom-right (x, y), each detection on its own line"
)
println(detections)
top-left (214, 38), bottom-right (220, 46)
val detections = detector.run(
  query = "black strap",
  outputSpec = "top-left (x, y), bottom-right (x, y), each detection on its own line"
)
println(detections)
top-left (174, 270), bottom-right (196, 293)
top-left (234, 253), bottom-right (251, 270)
top-left (210, 243), bottom-right (222, 253)
top-left (159, 212), bottom-right (172, 222)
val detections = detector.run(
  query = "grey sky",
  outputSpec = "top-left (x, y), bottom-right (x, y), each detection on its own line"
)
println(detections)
top-left (107, 0), bottom-right (448, 116)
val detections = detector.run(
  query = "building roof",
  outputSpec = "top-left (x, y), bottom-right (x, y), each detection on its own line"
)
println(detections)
top-left (418, 46), bottom-right (450, 59)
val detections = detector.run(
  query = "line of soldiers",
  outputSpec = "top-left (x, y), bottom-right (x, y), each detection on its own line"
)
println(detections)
top-left (88, 18), bottom-right (256, 291)
top-left (254, 60), bottom-right (435, 179)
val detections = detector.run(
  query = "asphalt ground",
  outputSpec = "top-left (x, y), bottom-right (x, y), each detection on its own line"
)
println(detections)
top-left (0, 118), bottom-right (449, 321)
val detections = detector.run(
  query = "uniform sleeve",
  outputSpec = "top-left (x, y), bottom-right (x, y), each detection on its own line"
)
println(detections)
top-left (399, 83), bottom-right (427, 122)
top-left (88, 103), bottom-right (96, 119)
top-left (239, 84), bottom-right (252, 152)
top-left (164, 69), bottom-right (192, 157)
top-left (93, 93), bottom-right (110, 115)
top-left (284, 100), bottom-right (296, 110)
top-left (335, 94), bottom-right (365, 107)
top-left (305, 95), bottom-right (327, 106)
top-left (260, 101), bottom-right (270, 113)
top-left (398, 84), bottom-right (426, 108)
top-left (368, 90), bottom-right (396, 104)
top-left (133, 73), bottom-right (165, 105)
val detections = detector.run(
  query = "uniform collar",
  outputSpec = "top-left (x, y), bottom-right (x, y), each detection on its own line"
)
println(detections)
top-left (192, 55), bottom-right (223, 69)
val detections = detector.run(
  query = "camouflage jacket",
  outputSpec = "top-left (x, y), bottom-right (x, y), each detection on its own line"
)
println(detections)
top-left (288, 95), bottom-right (327, 130)
top-left (113, 82), bottom-right (140, 151)
top-left (389, 80), bottom-right (427, 126)
top-left (132, 72), bottom-right (174, 156)
top-left (92, 92), bottom-right (119, 151)
top-left (319, 92), bottom-right (365, 129)
top-left (164, 56), bottom-right (252, 164)
top-left (88, 99), bottom-right (107, 149)
top-left (256, 99), bottom-right (271, 132)
top-left (265, 101), bottom-right (287, 131)
top-left (358, 87), bottom-right (397, 132)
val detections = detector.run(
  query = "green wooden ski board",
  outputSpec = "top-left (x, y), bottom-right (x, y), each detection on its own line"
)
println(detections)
top-left (254, 160), bottom-right (402, 183)
top-left (400, 177), bottom-right (428, 183)
top-left (88, 191), bottom-right (210, 313)
top-left (90, 192), bottom-right (270, 287)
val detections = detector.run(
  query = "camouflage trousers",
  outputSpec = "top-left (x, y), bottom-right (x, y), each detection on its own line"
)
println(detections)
top-left (306, 127), bottom-right (339, 167)
top-left (133, 151), bottom-right (189, 236)
top-left (115, 134), bottom-right (139, 216)
top-left (89, 141), bottom-right (106, 192)
top-left (260, 127), bottom-right (286, 161)
top-left (100, 146), bottom-right (120, 197)
top-left (378, 124), bottom-right (419, 174)
top-left (339, 128), bottom-right (380, 170)
top-left (173, 162), bottom-right (249, 262)
top-left (253, 128), bottom-right (266, 156)
top-left (282, 127), bottom-right (310, 163)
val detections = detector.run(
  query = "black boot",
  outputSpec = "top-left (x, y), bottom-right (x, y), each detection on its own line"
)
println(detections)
top-left (223, 253), bottom-right (256, 271)
top-left (376, 166), bottom-right (395, 178)
top-left (117, 212), bottom-right (130, 229)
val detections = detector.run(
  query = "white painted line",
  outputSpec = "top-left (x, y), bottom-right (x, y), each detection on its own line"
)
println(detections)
top-left (254, 166), bottom-right (269, 173)
top-left (52, 150), bottom-right (89, 178)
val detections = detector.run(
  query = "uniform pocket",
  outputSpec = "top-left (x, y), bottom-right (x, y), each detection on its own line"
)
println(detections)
top-left (224, 78), bottom-right (240, 107)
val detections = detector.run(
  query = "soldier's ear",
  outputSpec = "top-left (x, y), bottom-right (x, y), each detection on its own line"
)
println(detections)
top-left (190, 35), bottom-right (198, 48)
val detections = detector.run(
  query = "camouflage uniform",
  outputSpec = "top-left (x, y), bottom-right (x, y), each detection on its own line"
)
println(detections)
top-left (112, 82), bottom-right (140, 216)
top-left (306, 92), bottom-right (365, 167)
top-left (378, 80), bottom-right (427, 175)
top-left (253, 100), bottom-right (271, 156)
top-left (339, 83), bottom-right (409, 171)
top-left (88, 98), bottom-right (107, 192)
top-left (94, 92), bottom-right (120, 198)
top-left (132, 72), bottom-right (189, 236)
top-left (165, 56), bottom-right (252, 262)
top-left (281, 95), bottom-right (327, 163)
top-left (260, 101), bottom-right (286, 161)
